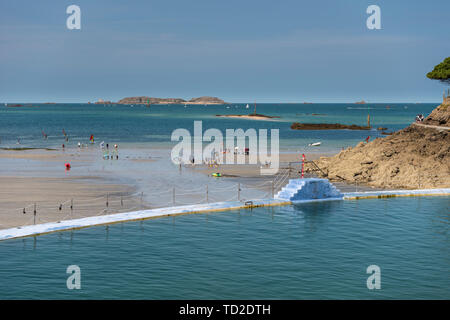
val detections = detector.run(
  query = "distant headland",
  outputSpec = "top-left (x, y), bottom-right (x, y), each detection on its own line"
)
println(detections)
top-left (93, 96), bottom-right (227, 105)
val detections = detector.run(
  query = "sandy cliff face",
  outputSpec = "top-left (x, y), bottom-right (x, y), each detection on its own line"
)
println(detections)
top-left (312, 104), bottom-right (450, 189)
top-left (423, 104), bottom-right (450, 126)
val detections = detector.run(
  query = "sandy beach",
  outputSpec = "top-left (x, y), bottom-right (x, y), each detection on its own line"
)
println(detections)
top-left (0, 146), bottom-right (338, 230)
top-left (0, 176), bottom-right (132, 229)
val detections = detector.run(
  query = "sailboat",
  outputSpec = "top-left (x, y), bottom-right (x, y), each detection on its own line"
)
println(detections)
top-left (246, 104), bottom-right (249, 109)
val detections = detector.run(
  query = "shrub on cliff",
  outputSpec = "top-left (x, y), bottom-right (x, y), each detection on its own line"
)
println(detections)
top-left (427, 57), bottom-right (450, 84)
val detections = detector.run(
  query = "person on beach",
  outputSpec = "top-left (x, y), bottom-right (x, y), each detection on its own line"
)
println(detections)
top-left (114, 144), bottom-right (118, 159)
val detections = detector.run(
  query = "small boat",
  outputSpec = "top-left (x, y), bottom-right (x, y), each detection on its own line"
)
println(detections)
top-left (246, 104), bottom-right (249, 109)
top-left (308, 142), bottom-right (321, 147)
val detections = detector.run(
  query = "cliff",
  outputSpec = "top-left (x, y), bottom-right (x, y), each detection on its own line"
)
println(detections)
top-left (310, 103), bottom-right (450, 189)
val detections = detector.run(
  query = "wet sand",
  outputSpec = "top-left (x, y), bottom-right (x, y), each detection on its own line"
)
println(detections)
top-left (193, 152), bottom-right (332, 177)
top-left (0, 147), bottom-right (338, 230)
top-left (0, 176), bottom-right (134, 229)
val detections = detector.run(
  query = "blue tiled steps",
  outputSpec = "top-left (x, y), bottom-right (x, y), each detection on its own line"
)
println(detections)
top-left (275, 178), bottom-right (343, 201)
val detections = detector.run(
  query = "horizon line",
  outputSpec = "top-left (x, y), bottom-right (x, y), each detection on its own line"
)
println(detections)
top-left (0, 100), bottom-right (443, 104)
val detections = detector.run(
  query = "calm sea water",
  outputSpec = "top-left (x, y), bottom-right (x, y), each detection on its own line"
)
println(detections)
top-left (0, 103), bottom-right (439, 152)
top-left (0, 197), bottom-right (448, 299)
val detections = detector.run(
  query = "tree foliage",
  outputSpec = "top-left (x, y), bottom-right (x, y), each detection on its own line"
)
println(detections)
top-left (427, 57), bottom-right (450, 84)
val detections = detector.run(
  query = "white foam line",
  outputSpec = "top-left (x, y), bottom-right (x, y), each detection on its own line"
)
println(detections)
top-left (343, 188), bottom-right (450, 199)
top-left (291, 197), bottom-right (344, 204)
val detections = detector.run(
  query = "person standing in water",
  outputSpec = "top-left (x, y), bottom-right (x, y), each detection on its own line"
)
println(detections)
top-left (114, 144), bottom-right (118, 159)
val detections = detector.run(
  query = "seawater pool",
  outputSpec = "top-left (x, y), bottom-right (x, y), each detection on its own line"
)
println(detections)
top-left (0, 196), bottom-right (448, 299)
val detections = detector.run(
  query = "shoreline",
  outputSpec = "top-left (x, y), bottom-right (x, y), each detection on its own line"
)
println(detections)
top-left (0, 146), bottom-right (339, 230)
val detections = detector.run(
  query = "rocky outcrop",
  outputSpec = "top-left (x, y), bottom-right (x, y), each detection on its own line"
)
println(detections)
top-left (188, 96), bottom-right (225, 104)
top-left (117, 97), bottom-right (186, 104)
top-left (291, 123), bottom-right (371, 130)
top-left (95, 99), bottom-right (112, 104)
top-left (423, 104), bottom-right (450, 126)
top-left (310, 104), bottom-right (450, 189)
top-left (116, 96), bottom-right (226, 105)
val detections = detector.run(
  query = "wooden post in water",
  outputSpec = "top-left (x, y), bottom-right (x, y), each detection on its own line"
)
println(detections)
top-left (271, 181), bottom-right (274, 198)
top-left (301, 154), bottom-right (306, 178)
top-left (238, 183), bottom-right (240, 201)
top-left (206, 185), bottom-right (209, 203)
top-left (70, 199), bottom-right (73, 218)
top-left (33, 203), bottom-right (36, 225)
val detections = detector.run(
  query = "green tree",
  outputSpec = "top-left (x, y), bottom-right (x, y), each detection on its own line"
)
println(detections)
top-left (427, 57), bottom-right (450, 84)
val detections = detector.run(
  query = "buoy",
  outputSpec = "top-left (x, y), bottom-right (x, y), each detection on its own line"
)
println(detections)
top-left (65, 163), bottom-right (71, 170)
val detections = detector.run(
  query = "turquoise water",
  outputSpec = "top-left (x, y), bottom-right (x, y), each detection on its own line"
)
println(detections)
top-left (0, 197), bottom-right (448, 299)
top-left (0, 103), bottom-right (439, 152)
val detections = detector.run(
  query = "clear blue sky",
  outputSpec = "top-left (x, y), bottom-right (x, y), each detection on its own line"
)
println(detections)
top-left (1, 0), bottom-right (449, 103)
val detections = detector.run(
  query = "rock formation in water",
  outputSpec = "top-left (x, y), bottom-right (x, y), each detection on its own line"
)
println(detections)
top-left (187, 96), bottom-right (226, 104)
top-left (291, 123), bottom-right (371, 130)
top-left (116, 96), bottom-right (226, 105)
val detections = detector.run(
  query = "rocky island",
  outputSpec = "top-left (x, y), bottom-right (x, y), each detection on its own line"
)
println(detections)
top-left (116, 96), bottom-right (226, 105)
top-left (291, 123), bottom-right (371, 130)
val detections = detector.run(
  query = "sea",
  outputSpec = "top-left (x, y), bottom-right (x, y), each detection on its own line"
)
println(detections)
top-left (0, 102), bottom-right (439, 153)
top-left (0, 102), bottom-right (448, 299)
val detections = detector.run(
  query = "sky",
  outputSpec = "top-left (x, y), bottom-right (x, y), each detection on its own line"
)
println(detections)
top-left (0, 0), bottom-right (449, 103)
